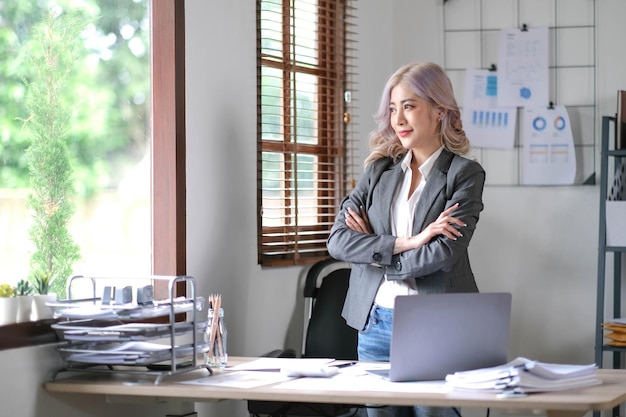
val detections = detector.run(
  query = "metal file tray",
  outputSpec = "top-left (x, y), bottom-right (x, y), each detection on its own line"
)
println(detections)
top-left (49, 297), bottom-right (204, 321)
top-left (57, 341), bottom-right (207, 365)
top-left (54, 321), bottom-right (207, 342)
top-left (50, 275), bottom-right (212, 384)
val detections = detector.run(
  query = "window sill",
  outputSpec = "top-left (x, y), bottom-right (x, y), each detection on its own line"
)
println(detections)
top-left (0, 319), bottom-right (59, 351)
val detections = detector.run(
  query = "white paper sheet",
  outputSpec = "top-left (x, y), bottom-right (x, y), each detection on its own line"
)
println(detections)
top-left (461, 68), bottom-right (517, 149)
top-left (497, 27), bottom-right (549, 108)
top-left (227, 357), bottom-right (335, 372)
top-left (520, 105), bottom-right (576, 185)
top-left (274, 372), bottom-right (450, 393)
top-left (175, 362), bottom-right (450, 393)
top-left (177, 370), bottom-right (294, 388)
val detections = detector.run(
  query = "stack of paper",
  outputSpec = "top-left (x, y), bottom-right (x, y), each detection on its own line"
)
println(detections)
top-left (602, 319), bottom-right (626, 346)
top-left (445, 357), bottom-right (600, 394)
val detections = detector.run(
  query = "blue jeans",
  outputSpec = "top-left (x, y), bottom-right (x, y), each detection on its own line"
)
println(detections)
top-left (358, 305), bottom-right (458, 417)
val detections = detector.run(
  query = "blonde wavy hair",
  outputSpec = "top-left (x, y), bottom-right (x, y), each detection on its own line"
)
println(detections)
top-left (364, 62), bottom-right (470, 167)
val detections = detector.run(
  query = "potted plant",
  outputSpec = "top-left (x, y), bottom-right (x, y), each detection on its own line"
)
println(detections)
top-left (23, 8), bottom-right (81, 300)
top-left (30, 269), bottom-right (52, 295)
top-left (30, 270), bottom-right (57, 320)
top-left (15, 279), bottom-right (34, 323)
top-left (0, 283), bottom-right (18, 325)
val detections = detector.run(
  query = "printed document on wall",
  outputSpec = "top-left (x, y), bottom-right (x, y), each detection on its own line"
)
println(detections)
top-left (497, 27), bottom-right (549, 108)
top-left (521, 106), bottom-right (576, 185)
top-left (461, 68), bottom-right (516, 149)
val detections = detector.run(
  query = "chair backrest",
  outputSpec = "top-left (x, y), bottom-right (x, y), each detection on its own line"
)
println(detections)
top-left (302, 262), bottom-right (357, 360)
top-left (247, 259), bottom-right (357, 416)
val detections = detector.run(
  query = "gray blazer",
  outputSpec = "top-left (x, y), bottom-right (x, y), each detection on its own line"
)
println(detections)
top-left (327, 149), bottom-right (486, 331)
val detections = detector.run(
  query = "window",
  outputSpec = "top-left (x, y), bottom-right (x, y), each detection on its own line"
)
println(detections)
top-left (0, 1), bottom-right (153, 293)
top-left (0, 0), bottom-right (183, 345)
top-left (0, 0), bottom-right (184, 287)
top-left (257, 0), bottom-right (357, 266)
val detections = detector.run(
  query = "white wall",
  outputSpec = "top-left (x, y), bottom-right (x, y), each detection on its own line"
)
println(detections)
top-left (3, 1), bottom-right (626, 416)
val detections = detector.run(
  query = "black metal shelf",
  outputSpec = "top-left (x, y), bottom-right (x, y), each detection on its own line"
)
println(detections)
top-left (595, 116), bottom-right (626, 417)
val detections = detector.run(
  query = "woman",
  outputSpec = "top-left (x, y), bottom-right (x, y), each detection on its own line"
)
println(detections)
top-left (327, 62), bottom-right (485, 417)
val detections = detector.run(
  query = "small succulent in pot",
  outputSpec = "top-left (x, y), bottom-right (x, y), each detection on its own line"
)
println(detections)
top-left (0, 284), bottom-right (17, 298)
top-left (16, 279), bottom-right (34, 296)
top-left (30, 270), bottom-right (53, 295)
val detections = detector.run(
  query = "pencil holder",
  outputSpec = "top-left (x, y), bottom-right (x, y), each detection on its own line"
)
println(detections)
top-left (204, 307), bottom-right (227, 369)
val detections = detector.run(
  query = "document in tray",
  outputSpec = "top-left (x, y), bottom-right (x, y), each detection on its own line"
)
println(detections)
top-left (60, 322), bottom-right (201, 342)
top-left (52, 298), bottom-right (202, 320)
top-left (56, 306), bottom-right (118, 320)
top-left (445, 357), bottom-right (600, 393)
top-left (63, 341), bottom-right (168, 362)
top-left (61, 341), bottom-right (197, 365)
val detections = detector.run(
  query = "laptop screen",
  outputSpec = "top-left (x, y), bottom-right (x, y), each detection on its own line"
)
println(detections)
top-left (386, 292), bottom-right (512, 382)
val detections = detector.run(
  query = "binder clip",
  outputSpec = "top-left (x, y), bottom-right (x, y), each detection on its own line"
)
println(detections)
top-left (101, 286), bottom-right (115, 305)
top-left (114, 286), bottom-right (133, 305)
top-left (137, 285), bottom-right (154, 305)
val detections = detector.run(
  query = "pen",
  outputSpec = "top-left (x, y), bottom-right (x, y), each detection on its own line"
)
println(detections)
top-left (333, 361), bottom-right (357, 369)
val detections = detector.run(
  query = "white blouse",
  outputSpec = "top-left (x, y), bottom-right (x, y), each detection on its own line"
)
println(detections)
top-left (374, 146), bottom-right (444, 308)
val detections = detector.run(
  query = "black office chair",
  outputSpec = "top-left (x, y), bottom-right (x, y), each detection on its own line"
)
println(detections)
top-left (248, 258), bottom-right (358, 417)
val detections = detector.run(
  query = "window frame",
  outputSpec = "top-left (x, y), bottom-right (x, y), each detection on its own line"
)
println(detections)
top-left (151, 0), bottom-right (187, 298)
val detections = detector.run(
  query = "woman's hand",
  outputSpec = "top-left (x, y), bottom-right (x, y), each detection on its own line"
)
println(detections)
top-left (393, 203), bottom-right (465, 254)
top-left (345, 206), bottom-right (382, 267)
top-left (345, 206), bottom-right (372, 234)
top-left (422, 203), bottom-right (465, 241)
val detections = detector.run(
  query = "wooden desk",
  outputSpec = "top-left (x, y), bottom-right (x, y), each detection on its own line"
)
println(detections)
top-left (44, 357), bottom-right (626, 417)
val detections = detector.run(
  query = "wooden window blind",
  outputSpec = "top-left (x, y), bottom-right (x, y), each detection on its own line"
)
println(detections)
top-left (257, 0), bottom-right (357, 266)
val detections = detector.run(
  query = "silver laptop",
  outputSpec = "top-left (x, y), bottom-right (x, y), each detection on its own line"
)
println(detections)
top-left (368, 292), bottom-right (512, 382)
